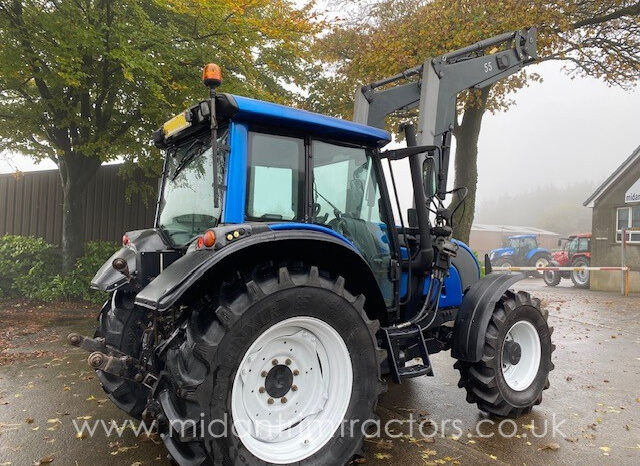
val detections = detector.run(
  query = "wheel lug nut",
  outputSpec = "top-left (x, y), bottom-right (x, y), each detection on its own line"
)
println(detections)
top-left (261, 370), bottom-right (268, 377)
top-left (272, 359), bottom-right (278, 366)
top-left (267, 398), bottom-right (274, 405)
top-left (293, 369), bottom-right (299, 376)
top-left (281, 397), bottom-right (287, 404)
top-left (259, 387), bottom-right (265, 394)
top-left (291, 385), bottom-right (298, 391)
top-left (285, 358), bottom-right (292, 365)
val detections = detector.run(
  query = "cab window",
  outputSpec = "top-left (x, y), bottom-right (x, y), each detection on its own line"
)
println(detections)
top-left (245, 132), bottom-right (304, 221)
top-left (577, 237), bottom-right (589, 252)
top-left (568, 239), bottom-right (578, 254)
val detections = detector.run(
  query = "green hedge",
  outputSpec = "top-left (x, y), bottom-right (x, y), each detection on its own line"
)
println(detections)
top-left (0, 235), bottom-right (119, 304)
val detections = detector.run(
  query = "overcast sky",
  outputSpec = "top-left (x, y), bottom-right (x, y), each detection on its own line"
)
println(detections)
top-left (475, 61), bottom-right (640, 205)
top-left (1, 61), bottom-right (639, 207)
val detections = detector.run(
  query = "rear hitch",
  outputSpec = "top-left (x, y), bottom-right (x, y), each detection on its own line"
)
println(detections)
top-left (87, 351), bottom-right (159, 389)
top-left (87, 351), bottom-right (134, 377)
top-left (68, 332), bottom-right (159, 389)
top-left (67, 333), bottom-right (124, 357)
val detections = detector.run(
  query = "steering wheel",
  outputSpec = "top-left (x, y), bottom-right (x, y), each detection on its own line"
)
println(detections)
top-left (328, 215), bottom-right (353, 240)
top-left (311, 203), bottom-right (329, 225)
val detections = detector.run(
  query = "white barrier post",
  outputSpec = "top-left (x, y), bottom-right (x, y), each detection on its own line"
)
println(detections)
top-left (621, 228), bottom-right (626, 296)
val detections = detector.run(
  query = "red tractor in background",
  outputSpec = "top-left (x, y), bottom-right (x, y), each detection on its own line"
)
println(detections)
top-left (543, 233), bottom-right (592, 288)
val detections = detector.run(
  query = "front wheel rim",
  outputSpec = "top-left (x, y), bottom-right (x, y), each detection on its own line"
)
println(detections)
top-left (574, 264), bottom-right (589, 284)
top-left (501, 320), bottom-right (541, 391)
top-left (231, 316), bottom-right (353, 464)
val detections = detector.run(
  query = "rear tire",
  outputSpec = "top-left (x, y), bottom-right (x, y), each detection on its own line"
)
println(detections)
top-left (530, 254), bottom-right (552, 279)
top-left (159, 265), bottom-right (386, 465)
top-left (94, 289), bottom-right (148, 419)
top-left (571, 257), bottom-right (590, 289)
top-left (455, 290), bottom-right (554, 417)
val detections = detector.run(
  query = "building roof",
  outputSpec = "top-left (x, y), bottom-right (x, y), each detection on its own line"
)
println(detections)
top-left (471, 223), bottom-right (559, 236)
top-left (231, 94), bottom-right (391, 147)
top-left (584, 144), bottom-right (640, 208)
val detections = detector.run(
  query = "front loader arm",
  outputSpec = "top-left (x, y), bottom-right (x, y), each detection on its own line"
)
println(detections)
top-left (353, 27), bottom-right (537, 198)
top-left (353, 27), bottom-right (537, 131)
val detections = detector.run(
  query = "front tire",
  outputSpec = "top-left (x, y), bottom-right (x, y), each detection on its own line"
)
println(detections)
top-left (455, 290), bottom-right (554, 417)
top-left (543, 262), bottom-right (561, 287)
top-left (493, 258), bottom-right (513, 270)
top-left (160, 265), bottom-right (386, 465)
top-left (571, 257), bottom-right (590, 289)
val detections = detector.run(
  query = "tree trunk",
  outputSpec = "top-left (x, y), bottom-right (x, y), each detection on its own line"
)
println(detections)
top-left (58, 155), bottom-right (101, 273)
top-left (451, 86), bottom-right (492, 244)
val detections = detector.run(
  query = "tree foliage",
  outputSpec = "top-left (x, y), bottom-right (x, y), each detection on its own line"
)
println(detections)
top-left (308, 0), bottom-right (640, 241)
top-left (0, 0), bottom-right (318, 269)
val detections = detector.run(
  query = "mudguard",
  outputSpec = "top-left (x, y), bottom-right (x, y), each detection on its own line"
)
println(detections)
top-left (134, 226), bottom-right (385, 313)
top-left (451, 272), bottom-right (526, 362)
top-left (91, 229), bottom-right (166, 292)
top-left (525, 247), bottom-right (551, 262)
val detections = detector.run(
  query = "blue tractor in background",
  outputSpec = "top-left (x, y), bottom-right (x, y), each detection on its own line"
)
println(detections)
top-left (490, 234), bottom-right (554, 275)
top-left (67, 29), bottom-right (554, 466)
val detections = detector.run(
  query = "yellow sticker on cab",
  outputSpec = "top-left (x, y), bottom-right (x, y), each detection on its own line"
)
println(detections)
top-left (163, 111), bottom-right (191, 138)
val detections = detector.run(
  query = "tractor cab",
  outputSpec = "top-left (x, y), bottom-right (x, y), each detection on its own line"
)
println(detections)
top-left (151, 91), bottom-right (398, 305)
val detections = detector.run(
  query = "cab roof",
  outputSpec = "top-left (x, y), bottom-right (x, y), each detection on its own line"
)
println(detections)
top-left (229, 94), bottom-right (391, 147)
top-left (153, 94), bottom-right (392, 149)
top-left (508, 234), bottom-right (538, 239)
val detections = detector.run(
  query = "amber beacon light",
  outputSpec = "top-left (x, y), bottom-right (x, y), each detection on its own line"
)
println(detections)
top-left (202, 63), bottom-right (222, 88)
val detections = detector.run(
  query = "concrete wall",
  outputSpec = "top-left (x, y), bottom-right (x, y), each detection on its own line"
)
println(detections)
top-left (590, 160), bottom-right (640, 293)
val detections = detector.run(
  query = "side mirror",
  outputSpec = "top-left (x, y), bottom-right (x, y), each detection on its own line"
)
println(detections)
top-left (422, 157), bottom-right (437, 198)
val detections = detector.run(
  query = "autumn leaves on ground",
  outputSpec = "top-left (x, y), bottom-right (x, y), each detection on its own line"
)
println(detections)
top-left (1, 281), bottom-right (640, 465)
top-left (0, 302), bottom-right (168, 465)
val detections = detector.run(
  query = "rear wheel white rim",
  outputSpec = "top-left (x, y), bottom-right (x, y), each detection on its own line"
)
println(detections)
top-left (535, 258), bottom-right (549, 268)
top-left (501, 320), bottom-right (541, 391)
top-left (231, 316), bottom-right (353, 464)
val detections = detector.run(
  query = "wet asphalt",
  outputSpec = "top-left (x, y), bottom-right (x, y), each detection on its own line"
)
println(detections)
top-left (0, 279), bottom-right (639, 465)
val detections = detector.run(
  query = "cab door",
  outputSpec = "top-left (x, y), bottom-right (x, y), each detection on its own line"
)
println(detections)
top-left (309, 140), bottom-right (398, 307)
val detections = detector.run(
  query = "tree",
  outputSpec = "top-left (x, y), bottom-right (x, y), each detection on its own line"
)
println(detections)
top-left (0, 0), bottom-right (317, 271)
top-left (308, 0), bottom-right (640, 242)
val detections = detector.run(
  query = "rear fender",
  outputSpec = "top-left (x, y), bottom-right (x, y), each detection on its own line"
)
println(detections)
top-left (91, 229), bottom-right (167, 292)
top-left (134, 227), bottom-right (387, 321)
top-left (526, 247), bottom-right (550, 261)
top-left (451, 273), bottom-right (526, 362)
top-left (572, 252), bottom-right (590, 262)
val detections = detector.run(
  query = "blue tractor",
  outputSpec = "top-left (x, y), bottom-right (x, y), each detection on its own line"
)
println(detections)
top-left (68, 29), bottom-right (554, 466)
top-left (490, 234), bottom-right (554, 276)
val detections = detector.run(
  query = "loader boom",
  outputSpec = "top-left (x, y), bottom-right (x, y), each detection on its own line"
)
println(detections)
top-left (353, 27), bottom-right (538, 199)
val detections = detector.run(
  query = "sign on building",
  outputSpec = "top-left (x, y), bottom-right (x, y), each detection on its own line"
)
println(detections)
top-left (626, 178), bottom-right (640, 203)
